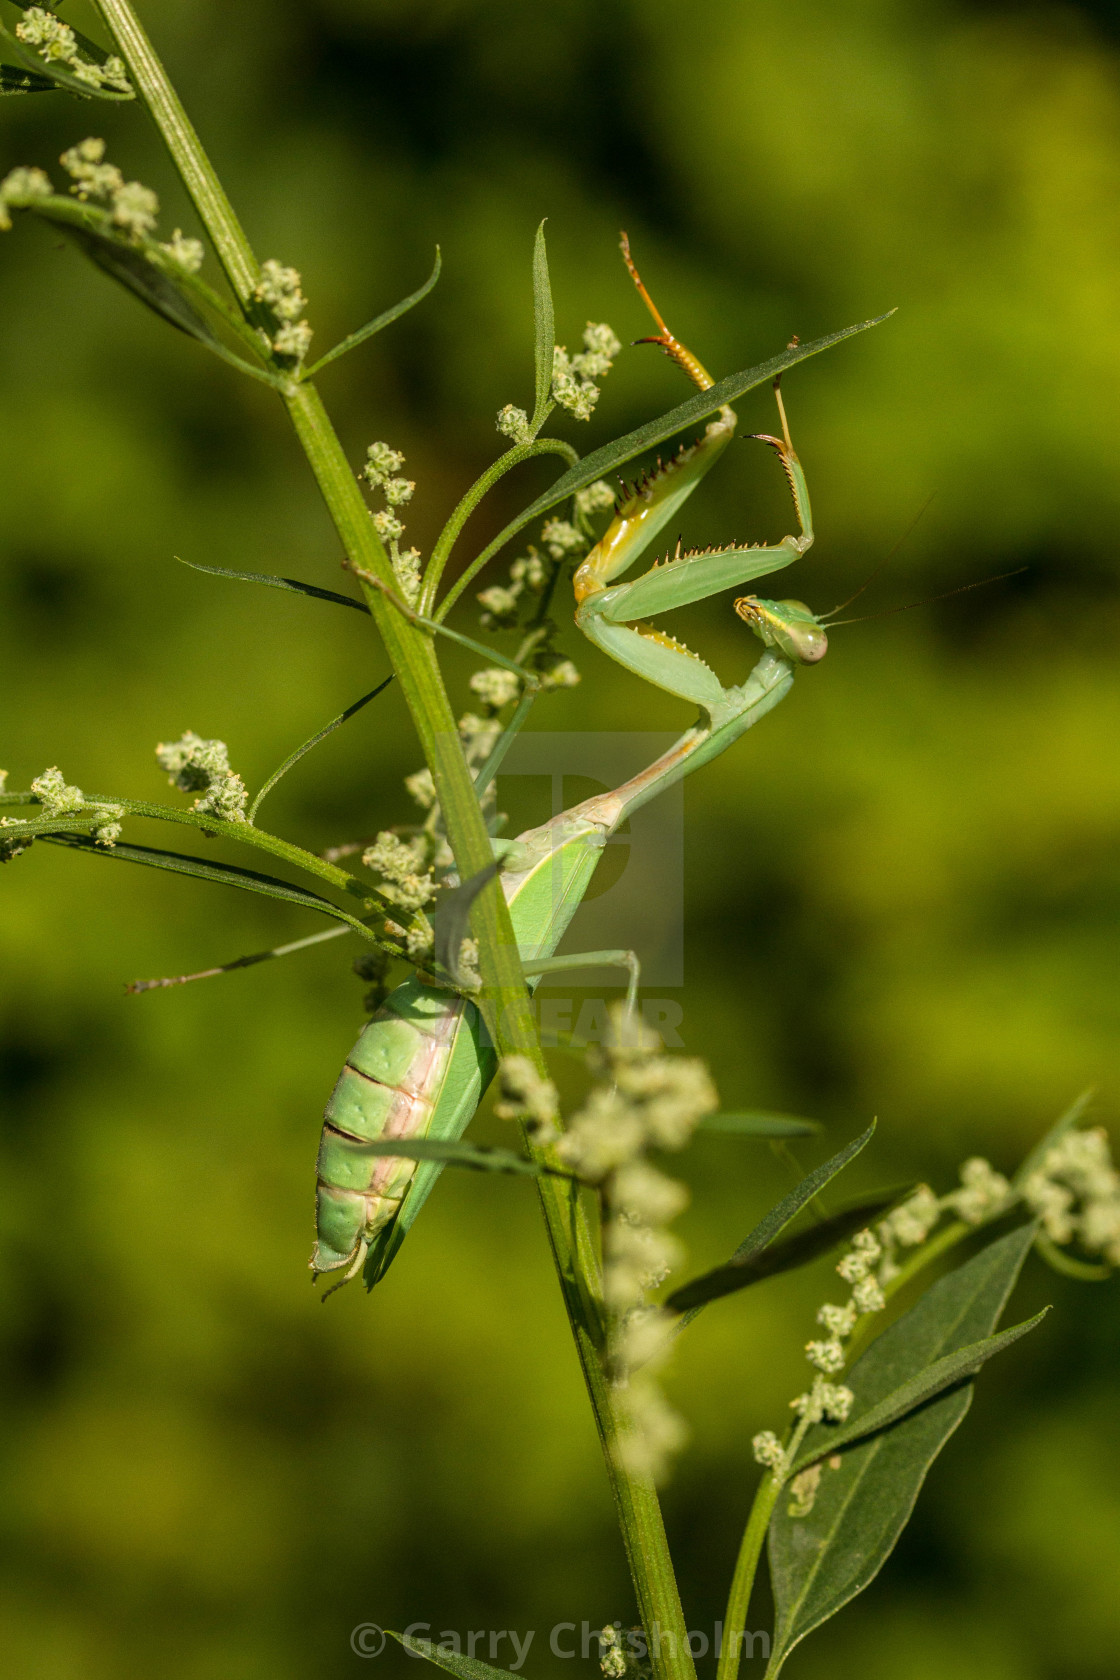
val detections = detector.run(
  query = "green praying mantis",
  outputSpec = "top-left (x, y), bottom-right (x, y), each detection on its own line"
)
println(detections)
top-left (0, 218), bottom-right (865, 1297)
top-left (312, 245), bottom-right (834, 1293)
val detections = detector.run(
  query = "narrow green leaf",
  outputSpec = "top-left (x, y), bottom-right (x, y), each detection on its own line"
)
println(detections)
top-left (63, 222), bottom-right (220, 342)
top-left (436, 311), bottom-right (894, 618)
top-left (40, 833), bottom-right (377, 937)
top-left (667, 1125), bottom-right (878, 1318)
top-left (731, 1125), bottom-right (876, 1263)
top-left (697, 1111), bottom-right (823, 1139)
top-left (338, 1136), bottom-right (551, 1176)
top-left (790, 1309), bottom-right (1048, 1471)
top-left (249, 675), bottom-right (392, 821)
top-left (175, 554), bottom-right (371, 613)
top-left (531, 220), bottom-right (555, 432)
top-left (765, 1222), bottom-right (1038, 1677)
top-left (390, 1633), bottom-right (522, 1680)
top-left (6, 195), bottom-right (276, 382)
top-left (127, 921), bottom-right (353, 993)
top-left (432, 862), bottom-right (499, 986)
top-left (303, 247), bottom-right (442, 378)
top-left (492, 316), bottom-right (889, 544)
top-left (1014, 1087), bottom-right (1095, 1189)
top-left (1, 61), bottom-right (56, 92)
top-left (666, 1187), bottom-right (903, 1317)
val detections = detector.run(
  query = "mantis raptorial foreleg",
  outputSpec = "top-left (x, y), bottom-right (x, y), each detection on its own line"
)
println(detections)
top-left (570, 240), bottom-right (818, 718)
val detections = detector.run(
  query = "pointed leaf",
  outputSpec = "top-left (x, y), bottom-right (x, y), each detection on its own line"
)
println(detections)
top-left (765, 1222), bottom-right (1039, 1676)
top-left (391, 1633), bottom-right (522, 1680)
top-left (698, 1111), bottom-right (823, 1139)
top-left (731, 1125), bottom-right (876, 1264)
top-left (40, 833), bottom-right (376, 937)
top-left (667, 1125), bottom-right (878, 1318)
top-left (531, 220), bottom-right (555, 430)
top-left (335, 1136), bottom-right (551, 1176)
top-left (433, 862), bottom-right (499, 986)
top-left (249, 676), bottom-right (392, 820)
top-left (303, 247), bottom-right (441, 377)
top-left (1, 61), bottom-right (56, 93)
top-left (176, 555), bottom-right (371, 613)
top-left (790, 1309), bottom-right (1048, 1471)
top-left (667, 1188), bottom-right (904, 1316)
top-left (63, 222), bottom-right (220, 343)
top-left (487, 314), bottom-right (892, 548)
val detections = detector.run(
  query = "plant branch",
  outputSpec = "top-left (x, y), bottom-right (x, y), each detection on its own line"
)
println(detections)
top-left (420, 437), bottom-right (578, 615)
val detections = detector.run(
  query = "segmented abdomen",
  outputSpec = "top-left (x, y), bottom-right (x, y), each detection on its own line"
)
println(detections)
top-left (311, 981), bottom-right (466, 1277)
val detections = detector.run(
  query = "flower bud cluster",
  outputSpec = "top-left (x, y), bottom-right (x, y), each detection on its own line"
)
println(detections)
top-left (252, 259), bottom-right (313, 363)
top-left (15, 9), bottom-right (130, 93)
top-left (361, 440), bottom-right (421, 601)
top-left (598, 1626), bottom-right (627, 1680)
top-left (59, 139), bottom-right (158, 236)
top-left (361, 832), bottom-right (436, 913)
top-left (155, 733), bottom-right (248, 823)
top-left (0, 166), bottom-right (52, 230)
top-left (875, 1183), bottom-right (941, 1280)
top-left (1022, 1126), bottom-right (1120, 1263)
top-left (494, 1055), bottom-right (560, 1146)
top-left (3, 766), bottom-right (124, 852)
top-left (751, 1225), bottom-right (889, 1499)
top-left (552, 323), bottom-right (622, 420)
top-left (553, 1006), bottom-right (717, 1482)
top-left (495, 404), bottom-right (532, 445)
top-left (946, 1157), bottom-right (1013, 1226)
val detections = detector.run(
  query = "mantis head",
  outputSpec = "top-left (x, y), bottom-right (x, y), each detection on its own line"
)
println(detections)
top-left (733, 597), bottom-right (828, 665)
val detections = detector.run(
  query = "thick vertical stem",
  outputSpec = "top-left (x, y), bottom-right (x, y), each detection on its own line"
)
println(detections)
top-left (88, 10), bottom-right (694, 1672)
top-left (92, 0), bottom-right (258, 302)
top-left (532, 1171), bottom-right (696, 1680)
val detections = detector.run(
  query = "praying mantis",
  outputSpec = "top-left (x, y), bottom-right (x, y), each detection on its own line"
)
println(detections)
top-left (312, 246), bottom-right (832, 1293)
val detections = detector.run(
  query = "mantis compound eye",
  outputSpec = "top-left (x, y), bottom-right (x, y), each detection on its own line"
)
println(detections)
top-left (734, 596), bottom-right (828, 665)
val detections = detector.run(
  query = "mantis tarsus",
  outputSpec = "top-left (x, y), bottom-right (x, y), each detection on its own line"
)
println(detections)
top-left (312, 245), bottom-right (832, 1293)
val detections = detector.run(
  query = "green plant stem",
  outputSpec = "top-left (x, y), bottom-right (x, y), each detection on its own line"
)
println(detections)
top-left (87, 12), bottom-right (694, 1668)
top-left (92, 0), bottom-right (258, 302)
top-left (717, 1404), bottom-right (814, 1680)
top-left (420, 437), bottom-right (578, 614)
top-left (717, 1475), bottom-right (782, 1680)
top-left (531, 1171), bottom-right (697, 1680)
top-left (4, 796), bottom-right (368, 897)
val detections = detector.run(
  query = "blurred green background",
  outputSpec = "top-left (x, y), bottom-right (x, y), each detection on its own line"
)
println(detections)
top-left (2, 0), bottom-right (1120, 1675)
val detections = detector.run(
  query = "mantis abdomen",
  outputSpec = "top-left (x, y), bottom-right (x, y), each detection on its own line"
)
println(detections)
top-left (313, 978), bottom-right (494, 1285)
top-left (311, 809), bottom-right (610, 1291)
